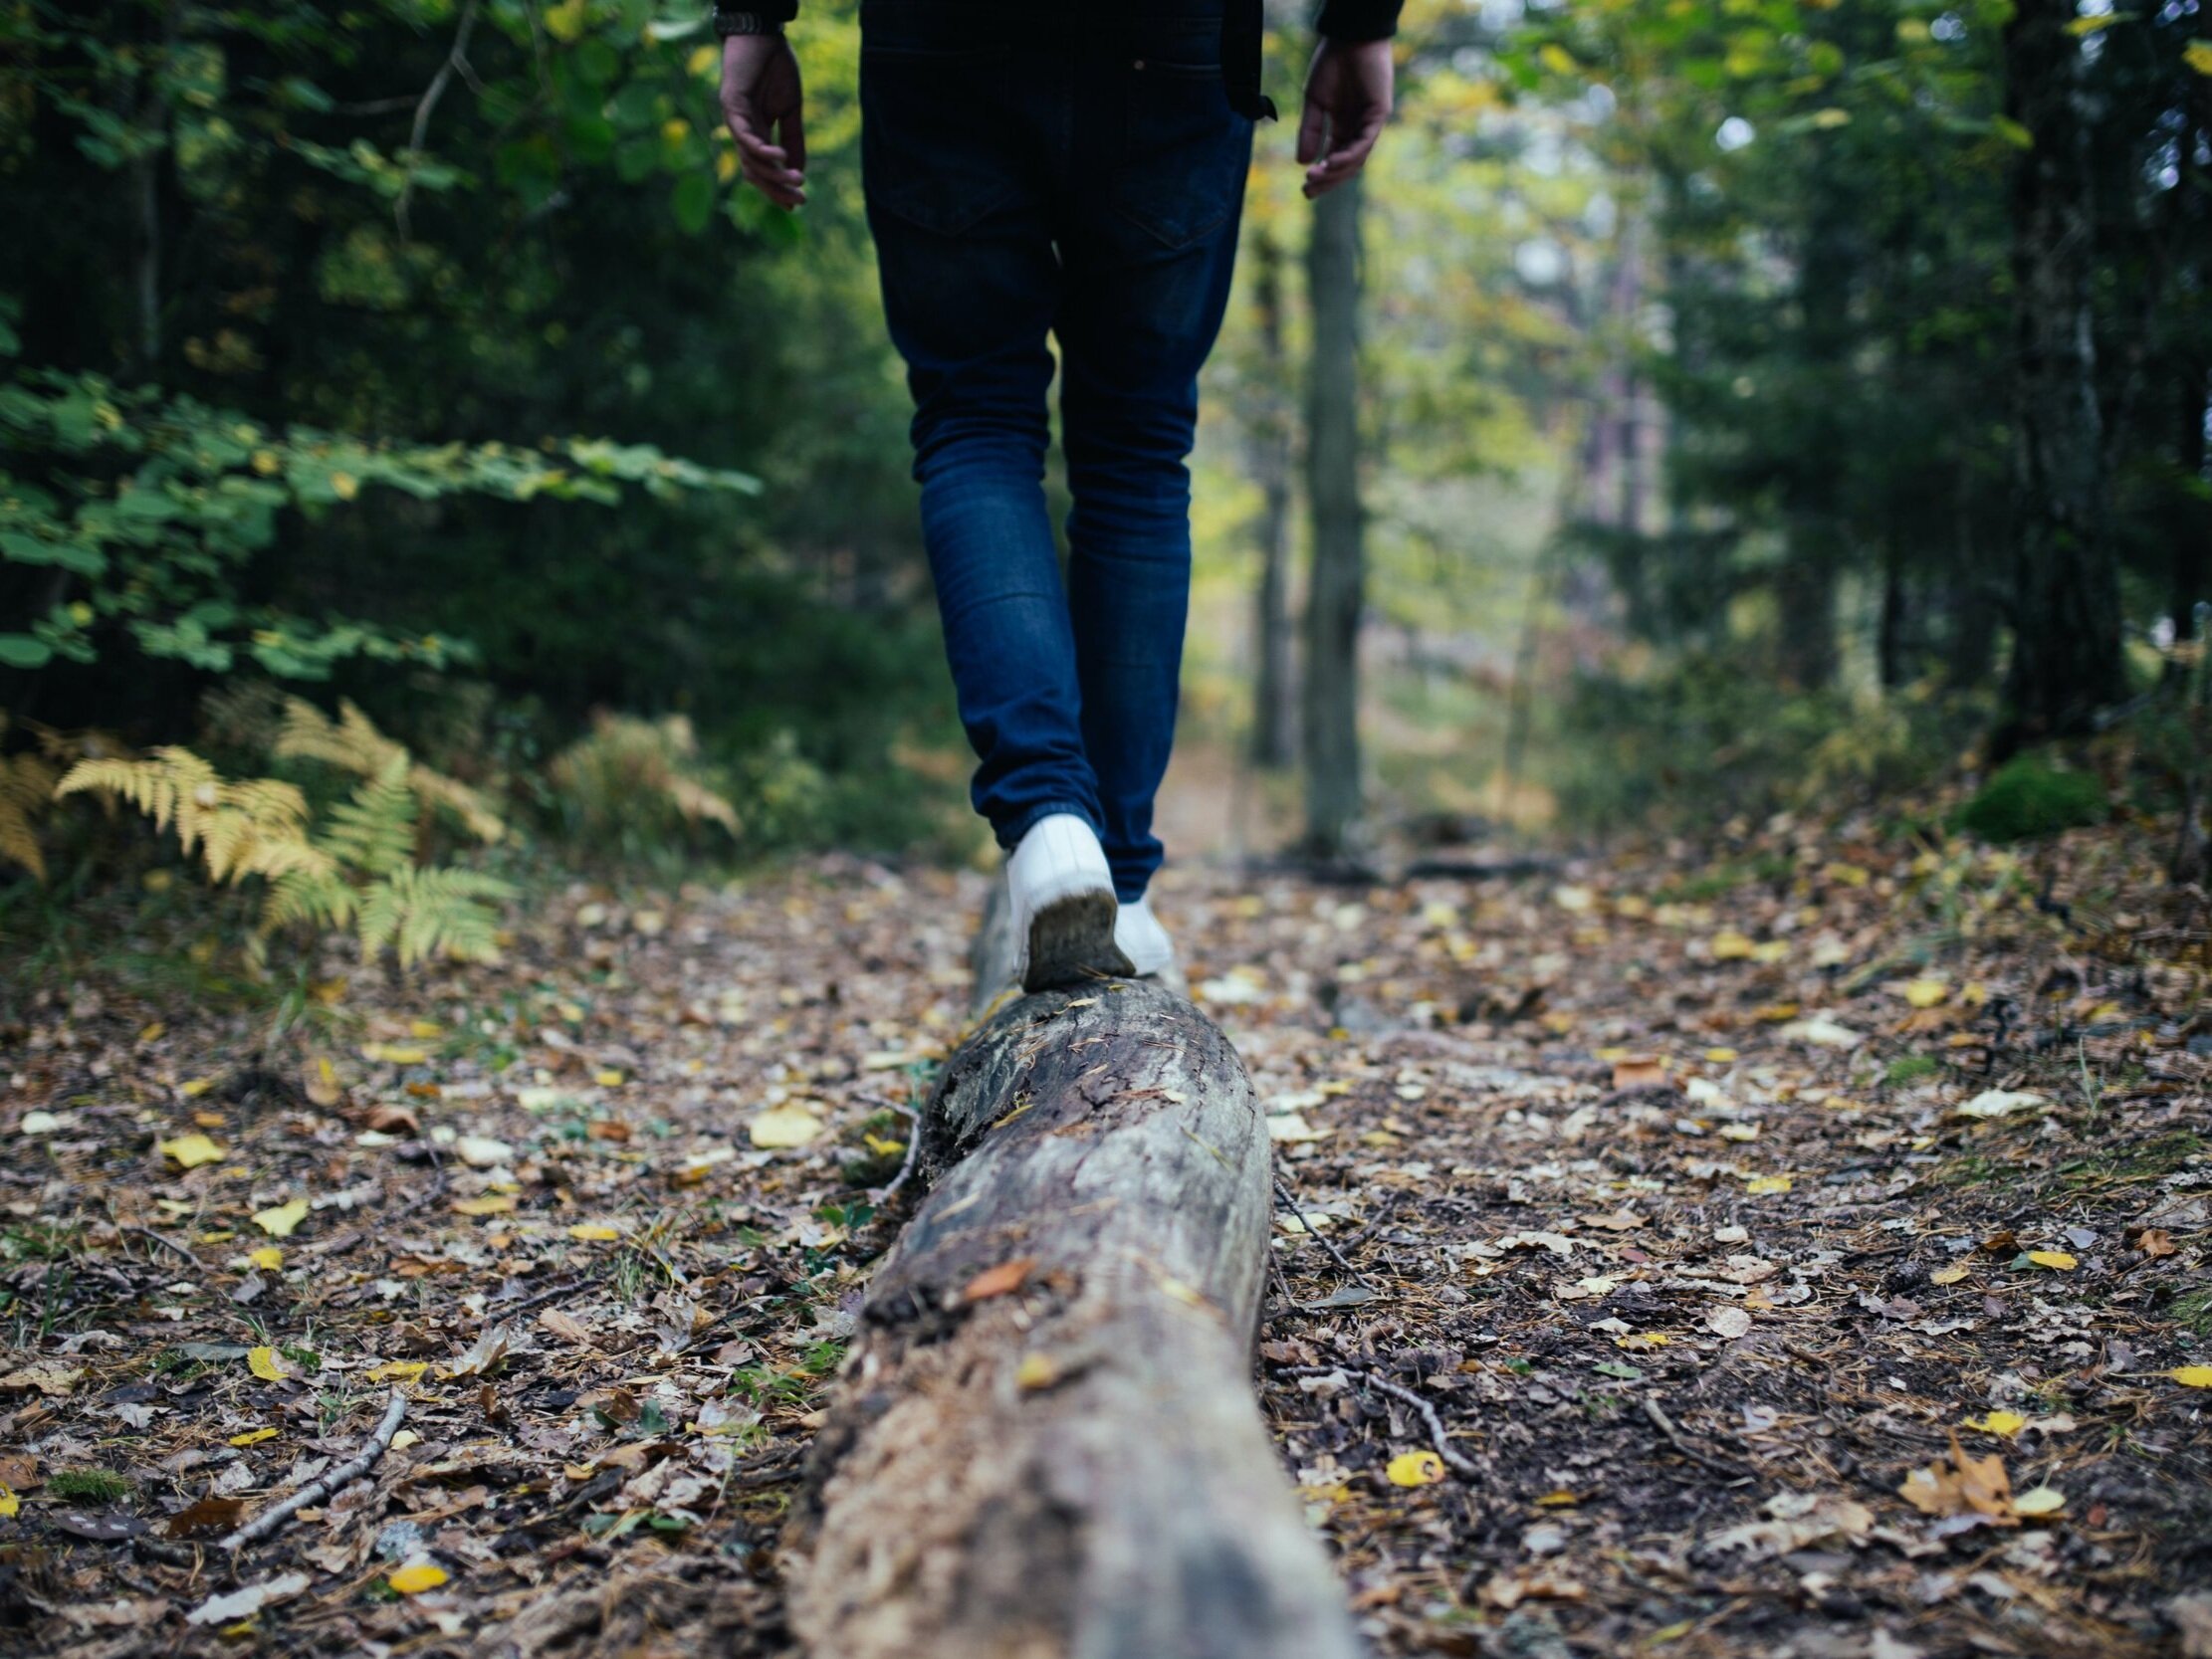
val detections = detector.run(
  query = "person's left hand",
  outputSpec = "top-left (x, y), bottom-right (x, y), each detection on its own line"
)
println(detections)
top-left (721, 33), bottom-right (806, 209)
top-left (1296, 37), bottom-right (1394, 199)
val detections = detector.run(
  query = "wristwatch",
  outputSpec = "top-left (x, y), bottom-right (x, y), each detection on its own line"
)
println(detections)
top-left (712, 8), bottom-right (785, 35)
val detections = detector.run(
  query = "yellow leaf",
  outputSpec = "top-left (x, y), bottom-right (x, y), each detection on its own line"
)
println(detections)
top-left (1966, 1410), bottom-right (2026, 1436)
top-left (2026, 1250), bottom-right (2077, 1271)
top-left (451, 1194), bottom-right (517, 1217)
top-left (1387, 1451), bottom-right (1447, 1487)
top-left (2013, 1485), bottom-right (2066, 1517)
top-left (1014, 1352), bottom-right (1058, 1391)
top-left (1744, 1175), bottom-right (1792, 1195)
top-left (1902, 977), bottom-right (1950, 1008)
top-left (248, 1246), bottom-right (283, 1270)
top-left (228, 1427), bottom-right (279, 1447)
top-left (159, 1133), bottom-right (225, 1169)
top-left (2168, 1366), bottom-right (2212, 1388)
top-left (2187, 39), bottom-right (2212, 74)
top-left (1704, 1047), bottom-right (1739, 1063)
top-left (567, 1223), bottom-right (622, 1242)
top-left (1533, 1490), bottom-right (1579, 1507)
top-left (179, 1077), bottom-right (216, 1099)
top-left (408, 1019), bottom-right (444, 1039)
top-left (1750, 940), bottom-right (1790, 964)
top-left (594, 1069), bottom-right (625, 1088)
top-left (366, 1359), bottom-right (429, 1383)
top-left (386, 1562), bottom-right (448, 1594)
top-left (0, 1485), bottom-right (16, 1518)
top-left (360, 1043), bottom-right (428, 1065)
top-left (1709, 931), bottom-right (1755, 960)
top-left (246, 1347), bottom-right (289, 1382)
top-left (863, 1133), bottom-right (905, 1157)
top-left (252, 1198), bottom-right (309, 1238)
top-left (749, 1103), bottom-right (824, 1148)
top-left (1615, 1334), bottom-right (1669, 1349)
top-left (1931, 1265), bottom-right (1969, 1286)
top-left (389, 1430), bottom-right (420, 1451)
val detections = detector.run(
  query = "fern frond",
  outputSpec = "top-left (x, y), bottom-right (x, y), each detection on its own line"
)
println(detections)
top-left (357, 865), bottom-right (512, 965)
top-left (0, 751), bottom-right (59, 879)
top-left (280, 696), bottom-right (504, 844)
top-left (58, 748), bottom-right (329, 886)
top-left (276, 696), bottom-right (401, 778)
top-left (318, 752), bottom-right (418, 879)
top-left (262, 866), bottom-right (354, 935)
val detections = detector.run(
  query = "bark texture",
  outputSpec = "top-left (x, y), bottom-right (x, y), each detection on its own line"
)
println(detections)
top-left (1301, 177), bottom-right (1366, 861)
top-left (785, 917), bottom-right (1361, 1659)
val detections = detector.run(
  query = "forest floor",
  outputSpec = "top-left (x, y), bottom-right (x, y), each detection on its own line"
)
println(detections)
top-left (2, 806), bottom-right (2209, 1659)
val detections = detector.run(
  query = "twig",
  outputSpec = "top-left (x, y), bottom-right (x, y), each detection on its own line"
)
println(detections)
top-left (222, 1388), bottom-right (408, 1551)
top-left (496, 1276), bottom-right (589, 1319)
top-left (1272, 1179), bottom-right (1376, 1291)
top-left (305, 1174), bottom-right (447, 1259)
top-left (395, 0), bottom-right (481, 240)
top-left (1643, 1396), bottom-right (1747, 1478)
top-left (1278, 1363), bottom-right (1479, 1478)
top-left (868, 1101), bottom-right (923, 1206)
top-left (122, 1225), bottom-right (202, 1267)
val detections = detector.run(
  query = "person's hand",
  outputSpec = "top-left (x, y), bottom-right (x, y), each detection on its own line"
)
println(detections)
top-left (721, 33), bottom-right (806, 209)
top-left (1296, 37), bottom-right (1394, 199)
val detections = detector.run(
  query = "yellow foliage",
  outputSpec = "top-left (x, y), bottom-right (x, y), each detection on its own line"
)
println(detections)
top-left (57, 748), bottom-right (334, 886)
top-left (550, 712), bottom-right (741, 840)
top-left (275, 697), bottom-right (504, 844)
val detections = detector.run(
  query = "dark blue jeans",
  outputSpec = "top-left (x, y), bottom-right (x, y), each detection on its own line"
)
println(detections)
top-left (861, 0), bottom-right (1252, 902)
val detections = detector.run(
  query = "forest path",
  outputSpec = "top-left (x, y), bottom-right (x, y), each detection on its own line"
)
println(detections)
top-left (3, 814), bottom-right (2208, 1658)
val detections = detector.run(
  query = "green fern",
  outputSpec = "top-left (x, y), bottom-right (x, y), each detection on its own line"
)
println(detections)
top-left (355, 866), bottom-right (511, 966)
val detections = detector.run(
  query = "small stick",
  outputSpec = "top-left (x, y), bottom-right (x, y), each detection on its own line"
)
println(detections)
top-left (1272, 1180), bottom-right (1376, 1291)
top-left (221, 1388), bottom-right (407, 1551)
top-left (1279, 1363), bottom-right (1479, 1478)
top-left (1644, 1396), bottom-right (1745, 1477)
top-left (498, 1277), bottom-right (588, 1319)
top-left (122, 1225), bottom-right (202, 1267)
top-left (869, 1101), bottom-right (924, 1206)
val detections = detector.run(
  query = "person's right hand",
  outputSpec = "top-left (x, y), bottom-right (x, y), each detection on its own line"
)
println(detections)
top-left (721, 33), bottom-right (806, 209)
top-left (1296, 37), bottom-right (1394, 199)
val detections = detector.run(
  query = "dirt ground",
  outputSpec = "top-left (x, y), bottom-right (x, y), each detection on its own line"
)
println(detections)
top-left (2, 809), bottom-right (2208, 1657)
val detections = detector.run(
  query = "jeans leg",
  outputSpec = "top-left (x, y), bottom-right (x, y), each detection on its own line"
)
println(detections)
top-left (1055, 124), bottom-right (1250, 901)
top-left (862, 29), bottom-right (1102, 849)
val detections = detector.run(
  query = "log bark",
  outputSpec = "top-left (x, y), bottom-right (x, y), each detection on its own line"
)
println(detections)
top-left (785, 900), bottom-right (1361, 1659)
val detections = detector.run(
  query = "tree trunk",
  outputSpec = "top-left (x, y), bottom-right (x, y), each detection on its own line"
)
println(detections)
top-left (1301, 179), bottom-right (1366, 861)
top-left (1778, 186), bottom-right (1851, 693)
top-left (1248, 229), bottom-right (1297, 769)
top-left (782, 898), bottom-right (1362, 1659)
top-left (1996, 0), bottom-right (2127, 750)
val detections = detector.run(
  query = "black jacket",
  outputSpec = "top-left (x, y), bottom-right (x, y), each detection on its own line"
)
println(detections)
top-left (720, 1), bottom-right (1406, 120)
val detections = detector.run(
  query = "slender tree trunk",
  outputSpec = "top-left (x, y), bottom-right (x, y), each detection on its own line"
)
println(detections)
top-left (1778, 194), bottom-right (1851, 692)
top-left (1995, 0), bottom-right (2127, 751)
top-left (1301, 179), bottom-right (1365, 861)
top-left (1247, 230), bottom-right (1296, 769)
top-left (1879, 535), bottom-right (1908, 692)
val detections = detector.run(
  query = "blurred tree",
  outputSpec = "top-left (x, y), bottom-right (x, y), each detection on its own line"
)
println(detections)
top-left (1302, 175), bottom-right (1366, 862)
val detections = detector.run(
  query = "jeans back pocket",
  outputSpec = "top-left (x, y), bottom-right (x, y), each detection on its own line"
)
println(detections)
top-left (861, 38), bottom-right (1024, 239)
top-left (1110, 27), bottom-right (1247, 252)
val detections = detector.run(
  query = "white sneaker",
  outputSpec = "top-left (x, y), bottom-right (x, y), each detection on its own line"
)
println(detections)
top-left (1007, 813), bottom-right (1134, 992)
top-left (1113, 895), bottom-right (1177, 979)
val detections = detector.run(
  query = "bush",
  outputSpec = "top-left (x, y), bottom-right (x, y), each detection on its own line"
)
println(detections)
top-left (1954, 756), bottom-right (2107, 843)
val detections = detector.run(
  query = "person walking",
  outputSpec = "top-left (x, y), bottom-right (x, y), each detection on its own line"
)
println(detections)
top-left (719, 0), bottom-right (1398, 990)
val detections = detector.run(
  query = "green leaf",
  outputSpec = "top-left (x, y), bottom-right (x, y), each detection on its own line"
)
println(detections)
top-left (671, 171), bottom-right (715, 236)
top-left (0, 634), bottom-right (55, 669)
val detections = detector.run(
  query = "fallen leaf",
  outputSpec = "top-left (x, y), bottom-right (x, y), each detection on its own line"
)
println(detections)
top-left (1266, 1111), bottom-right (1330, 1143)
top-left (252, 1198), bottom-right (309, 1238)
top-left (1705, 1306), bottom-right (1752, 1340)
top-left (246, 1347), bottom-right (291, 1383)
top-left (1957, 1089), bottom-right (2045, 1121)
top-left (386, 1561), bottom-right (449, 1594)
top-left (567, 1223), bottom-right (622, 1242)
top-left (228, 1427), bottom-right (279, 1447)
top-left (159, 1133), bottom-right (225, 1169)
top-left (450, 1194), bottom-right (517, 1217)
top-left (1900, 977), bottom-right (1950, 1007)
top-left (960, 1257), bottom-right (1036, 1303)
top-left (2169, 1366), bottom-right (2212, 1388)
top-left (2026, 1250), bottom-right (2077, 1271)
top-left (0, 1360), bottom-right (84, 1396)
top-left (1931, 1264), bottom-right (1970, 1286)
top-left (2013, 1485), bottom-right (2067, 1517)
top-left (0, 1486), bottom-right (16, 1518)
top-left (1386, 1451), bottom-right (1446, 1487)
top-left (1611, 1055), bottom-right (1666, 1089)
top-left (166, 1496), bottom-right (247, 1537)
top-left (539, 1310), bottom-right (593, 1347)
top-left (749, 1103), bottom-right (824, 1148)
top-left (1897, 1432), bottom-right (2015, 1522)
top-left (1966, 1410), bottom-right (2026, 1436)
top-left (359, 1043), bottom-right (428, 1066)
top-left (1014, 1352), bottom-right (1058, 1390)
top-left (1744, 1174), bottom-right (1792, 1195)
top-left (185, 1572), bottom-right (309, 1625)
top-left (366, 1359), bottom-right (429, 1383)
top-left (456, 1136), bottom-right (516, 1168)
top-left (247, 1246), bottom-right (283, 1271)
top-left (1709, 931), bottom-right (1755, 960)
top-left (2134, 1229), bottom-right (2178, 1259)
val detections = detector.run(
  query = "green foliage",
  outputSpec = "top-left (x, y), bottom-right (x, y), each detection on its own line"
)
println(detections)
top-left (46, 1469), bottom-right (134, 1503)
top-left (57, 700), bottom-right (512, 966)
top-left (1884, 1054), bottom-right (1941, 1089)
top-left (1955, 757), bottom-right (2108, 844)
top-left (547, 712), bottom-right (742, 858)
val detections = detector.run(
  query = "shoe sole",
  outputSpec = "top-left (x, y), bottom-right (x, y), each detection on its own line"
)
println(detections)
top-left (1023, 889), bottom-right (1136, 992)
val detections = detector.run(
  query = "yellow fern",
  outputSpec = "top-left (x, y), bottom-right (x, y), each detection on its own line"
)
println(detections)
top-left (57, 749), bottom-right (334, 886)
top-left (277, 697), bottom-right (504, 844)
top-left (550, 712), bottom-right (741, 842)
top-left (0, 750), bottom-right (59, 880)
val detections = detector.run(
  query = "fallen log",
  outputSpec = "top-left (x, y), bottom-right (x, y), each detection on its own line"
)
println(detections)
top-left (783, 897), bottom-right (1361, 1659)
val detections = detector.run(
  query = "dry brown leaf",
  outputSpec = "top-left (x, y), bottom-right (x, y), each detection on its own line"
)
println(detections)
top-left (959, 1256), bottom-right (1037, 1304)
top-left (1897, 1431), bottom-right (2016, 1524)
